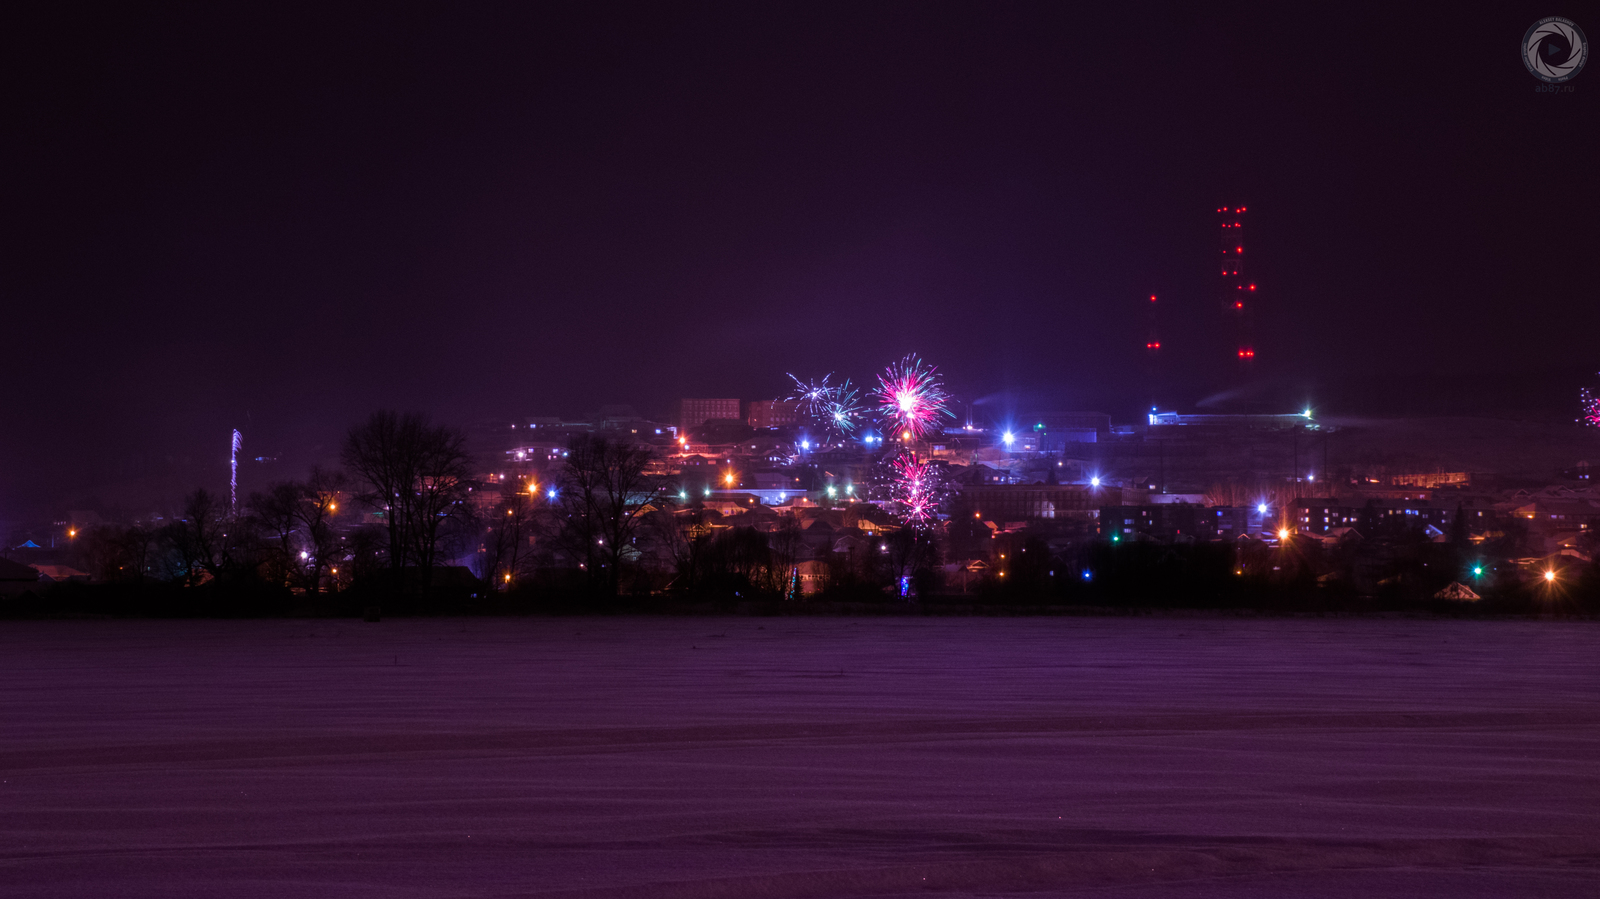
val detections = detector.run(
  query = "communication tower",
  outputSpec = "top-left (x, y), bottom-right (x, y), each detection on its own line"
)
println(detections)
top-left (1218, 206), bottom-right (1256, 367)
top-left (1143, 293), bottom-right (1163, 409)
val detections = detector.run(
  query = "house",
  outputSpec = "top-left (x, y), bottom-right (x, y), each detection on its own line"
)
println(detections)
top-left (34, 565), bottom-right (90, 584)
top-left (0, 558), bottom-right (41, 596)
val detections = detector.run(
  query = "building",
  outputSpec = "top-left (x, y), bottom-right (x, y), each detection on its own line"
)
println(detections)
top-left (0, 558), bottom-right (40, 596)
top-left (1100, 503), bottom-right (1235, 541)
top-left (747, 400), bottom-right (801, 429)
top-left (1147, 411), bottom-right (1315, 431)
top-left (955, 483), bottom-right (1135, 522)
top-left (675, 398), bottom-right (742, 432)
top-left (1289, 497), bottom-right (1499, 536)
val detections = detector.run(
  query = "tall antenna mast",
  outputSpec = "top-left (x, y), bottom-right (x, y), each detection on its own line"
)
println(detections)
top-left (1219, 205), bottom-right (1256, 368)
top-left (230, 429), bottom-right (243, 516)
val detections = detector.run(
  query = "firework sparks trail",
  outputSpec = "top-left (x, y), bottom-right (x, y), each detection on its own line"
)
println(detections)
top-left (890, 452), bottom-right (946, 527)
top-left (230, 429), bottom-right (243, 516)
top-left (1582, 379), bottom-right (1600, 429)
top-left (875, 354), bottom-right (952, 440)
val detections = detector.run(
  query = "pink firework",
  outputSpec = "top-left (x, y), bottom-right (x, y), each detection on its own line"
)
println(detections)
top-left (891, 453), bottom-right (942, 526)
top-left (875, 354), bottom-right (952, 440)
top-left (1582, 382), bottom-right (1600, 429)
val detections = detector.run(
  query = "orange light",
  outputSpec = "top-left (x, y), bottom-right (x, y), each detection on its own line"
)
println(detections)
top-left (901, 430), bottom-right (911, 441)
top-left (1278, 528), bottom-right (1290, 540)
top-left (1544, 570), bottom-right (1556, 582)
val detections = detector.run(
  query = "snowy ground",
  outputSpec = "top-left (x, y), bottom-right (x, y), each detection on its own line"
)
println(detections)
top-left (2, 617), bottom-right (1597, 898)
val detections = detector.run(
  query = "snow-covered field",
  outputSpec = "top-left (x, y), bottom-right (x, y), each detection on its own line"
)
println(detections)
top-left (2, 617), bottom-right (1597, 897)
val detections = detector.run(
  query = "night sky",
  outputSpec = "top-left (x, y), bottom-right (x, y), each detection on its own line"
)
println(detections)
top-left (4, 3), bottom-right (1596, 517)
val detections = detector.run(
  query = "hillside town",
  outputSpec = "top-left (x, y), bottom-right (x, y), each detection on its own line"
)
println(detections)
top-left (6, 397), bottom-right (1598, 608)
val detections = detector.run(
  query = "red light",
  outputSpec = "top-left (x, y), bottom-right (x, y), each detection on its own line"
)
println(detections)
top-left (1236, 246), bottom-right (1243, 253)
top-left (1150, 295), bottom-right (1157, 302)
top-left (1235, 301), bottom-right (1243, 309)
top-left (1249, 284), bottom-right (1256, 290)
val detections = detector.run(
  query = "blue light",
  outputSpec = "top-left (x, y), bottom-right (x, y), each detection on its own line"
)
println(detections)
top-left (800, 440), bottom-right (810, 451)
top-left (1082, 569), bottom-right (1092, 581)
top-left (1257, 503), bottom-right (1268, 514)
top-left (1002, 431), bottom-right (1015, 447)
top-left (1090, 476), bottom-right (1101, 487)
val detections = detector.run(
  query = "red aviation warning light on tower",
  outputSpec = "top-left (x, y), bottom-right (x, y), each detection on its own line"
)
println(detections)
top-left (1145, 294), bottom-right (1160, 352)
top-left (1219, 206), bottom-right (1256, 366)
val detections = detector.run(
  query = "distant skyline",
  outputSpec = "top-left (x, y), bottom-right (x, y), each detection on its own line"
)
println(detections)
top-left (4, 3), bottom-right (1597, 516)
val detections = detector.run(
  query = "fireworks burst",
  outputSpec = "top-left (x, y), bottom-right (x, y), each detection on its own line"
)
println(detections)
top-left (875, 354), bottom-right (952, 440)
top-left (1582, 377), bottom-right (1600, 429)
top-left (789, 373), bottom-right (864, 441)
top-left (822, 378), bottom-right (863, 439)
top-left (890, 452), bottom-right (947, 528)
top-left (787, 373), bottom-right (834, 418)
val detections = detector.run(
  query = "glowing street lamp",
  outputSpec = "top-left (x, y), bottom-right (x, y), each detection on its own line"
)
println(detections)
top-left (1090, 476), bottom-right (1101, 487)
top-left (1278, 527), bottom-right (1291, 541)
top-left (1001, 431), bottom-right (1015, 448)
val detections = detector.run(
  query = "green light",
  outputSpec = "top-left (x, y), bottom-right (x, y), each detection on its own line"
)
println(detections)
top-left (1473, 566), bottom-right (1483, 577)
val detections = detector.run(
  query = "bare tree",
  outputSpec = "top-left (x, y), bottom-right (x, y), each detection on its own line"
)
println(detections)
top-left (480, 482), bottom-right (539, 589)
top-left (248, 482), bottom-right (303, 588)
top-left (296, 467), bottom-right (346, 596)
top-left (165, 488), bottom-right (236, 585)
top-left (342, 411), bottom-right (474, 592)
top-left (652, 506), bottom-right (716, 592)
top-left (548, 435), bottom-right (659, 596)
